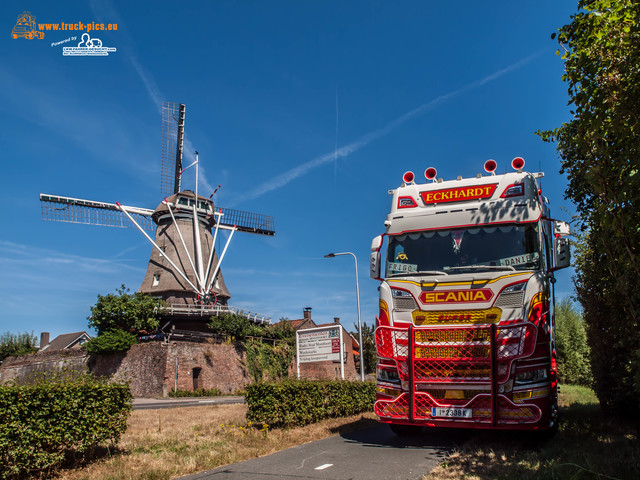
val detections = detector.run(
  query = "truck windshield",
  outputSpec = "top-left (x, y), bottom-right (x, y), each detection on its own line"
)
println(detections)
top-left (386, 224), bottom-right (540, 277)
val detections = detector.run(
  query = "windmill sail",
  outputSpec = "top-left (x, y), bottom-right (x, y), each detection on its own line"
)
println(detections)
top-left (218, 207), bottom-right (275, 236)
top-left (40, 194), bottom-right (155, 232)
top-left (160, 102), bottom-right (186, 197)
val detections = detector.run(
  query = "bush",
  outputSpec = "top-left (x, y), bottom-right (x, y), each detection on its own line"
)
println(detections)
top-left (555, 298), bottom-right (593, 387)
top-left (84, 329), bottom-right (138, 355)
top-left (0, 373), bottom-right (132, 479)
top-left (246, 380), bottom-right (375, 428)
top-left (208, 313), bottom-right (264, 340)
top-left (168, 387), bottom-right (222, 397)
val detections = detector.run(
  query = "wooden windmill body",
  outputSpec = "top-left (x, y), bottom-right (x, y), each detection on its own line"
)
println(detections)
top-left (40, 102), bottom-right (275, 328)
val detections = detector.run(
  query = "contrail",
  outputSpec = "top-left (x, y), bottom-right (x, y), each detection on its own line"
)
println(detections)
top-left (234, 50), bottom-right (543, 205)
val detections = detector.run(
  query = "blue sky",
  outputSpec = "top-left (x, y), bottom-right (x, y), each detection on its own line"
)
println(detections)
top-left (1, 1), bottom-right (578, 341)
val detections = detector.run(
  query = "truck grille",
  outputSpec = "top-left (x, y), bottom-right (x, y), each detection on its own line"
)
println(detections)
top-left (494, 291), bottom-right (525, 308)
top-left (393, 296), bottom-right (418, 311)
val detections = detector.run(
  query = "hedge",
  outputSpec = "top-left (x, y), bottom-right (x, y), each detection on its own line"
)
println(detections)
top-left (0, 374), bottom-right (132, 479)
top-left (246, 380), bottom-right (376, 428)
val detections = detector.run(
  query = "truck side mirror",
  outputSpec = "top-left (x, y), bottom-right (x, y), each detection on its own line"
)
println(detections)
top-left (370, 235), bottom-right (383, 280)
top-left (552, 220), bottom-right (571, 271)
top-left (554, 236), bottom-right (571, 270)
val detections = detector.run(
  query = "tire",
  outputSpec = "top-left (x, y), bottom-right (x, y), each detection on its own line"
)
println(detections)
top-left (390, 424), bottom-right (424, 436)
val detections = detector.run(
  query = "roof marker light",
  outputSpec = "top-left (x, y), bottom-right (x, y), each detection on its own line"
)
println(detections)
top-left (484, 159), bottom-right (497, 175)
top-left (512, 157), bottom-right (525, 171)
top-left (424, 167), bottom-right (437, 181)
top-left (402, 171), bottom-right (415, 184)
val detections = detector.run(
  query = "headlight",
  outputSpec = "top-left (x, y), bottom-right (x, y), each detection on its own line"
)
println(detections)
top-left (515, 368), bottom-right (548, 385)
top-left (377, 367), bottom-right (400, 384)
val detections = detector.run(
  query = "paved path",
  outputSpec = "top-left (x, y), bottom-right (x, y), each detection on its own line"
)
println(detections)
top-left (133, 396), bottom-right (244, 410)
top-left (180, 423), bottom-right (460, 480)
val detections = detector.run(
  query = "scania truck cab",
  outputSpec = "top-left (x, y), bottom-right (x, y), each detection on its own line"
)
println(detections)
top-left (371, 158), bottom-right (570, 433)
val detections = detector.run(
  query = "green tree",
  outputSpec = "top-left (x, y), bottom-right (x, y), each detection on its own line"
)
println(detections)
top-left (0, 332), bottom-right (37, 362)
top-left (538, 0), bottom-right (640, 415)
top-left (87, 284), bottom-right (164, 335)
top-left (555, 298), bottom-right (592, 386)
top-left (352, 322), bottom-right (376, 375)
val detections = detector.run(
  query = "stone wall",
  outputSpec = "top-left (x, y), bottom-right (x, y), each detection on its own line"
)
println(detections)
top-left (90, 343), bottom-right (169, 397)
top-left (0, 337), bottom-right (360, 397)
top-left (0, 349), bottom-right (87, 384)
top-left (163, 341), bottom-right (248, 394)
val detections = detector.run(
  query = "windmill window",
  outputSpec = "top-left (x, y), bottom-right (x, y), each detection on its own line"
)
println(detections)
top-left (153, 274), bottom-right (161, 286)
top-left (178, 197), bottom-right (189, 206)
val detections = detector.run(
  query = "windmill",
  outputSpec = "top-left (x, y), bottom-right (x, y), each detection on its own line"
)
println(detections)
top-left (40, 102), bottom-right (275, 328)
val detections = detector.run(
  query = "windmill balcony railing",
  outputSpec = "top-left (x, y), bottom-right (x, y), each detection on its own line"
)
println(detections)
top-left (163, 303), bottom-right (271, 324)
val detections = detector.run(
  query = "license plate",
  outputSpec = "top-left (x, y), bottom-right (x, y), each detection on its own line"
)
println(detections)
top-left (431, 407), bottom-right (472, 418)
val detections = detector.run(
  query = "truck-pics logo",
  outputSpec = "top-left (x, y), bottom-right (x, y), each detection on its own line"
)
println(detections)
top-left (11, 11), bottom-right (44, 39)
top-left (11, 11), bottom-right (118, 54)
top-left (420, 184), bottom-right (497, 205)
top-left (420, 288), bottom-right (494, 304)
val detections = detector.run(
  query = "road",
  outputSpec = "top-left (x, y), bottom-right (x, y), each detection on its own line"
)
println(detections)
top-left (132, 396), bottom-right (244, 410)
top-left (179, 423), bottom-right (462, 480)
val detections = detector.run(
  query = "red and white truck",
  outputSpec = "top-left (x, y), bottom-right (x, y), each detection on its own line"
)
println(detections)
top-left (370, 158), bottom-right (570, 433)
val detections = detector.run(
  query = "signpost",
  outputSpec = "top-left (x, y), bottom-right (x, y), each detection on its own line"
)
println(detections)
top-left (296, 325), bottom-right (344, 379)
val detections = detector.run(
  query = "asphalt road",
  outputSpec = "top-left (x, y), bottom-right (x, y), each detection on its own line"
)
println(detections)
top-left (179, 423), bottom-right (461, 480)
top-left (132, 396), bottom-right (245, 410)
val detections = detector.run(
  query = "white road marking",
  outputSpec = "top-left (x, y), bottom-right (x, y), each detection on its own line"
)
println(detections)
top-left (198, 400), bottom-right (216, 403)
top-left (315, 464), bottom-right (333, 470)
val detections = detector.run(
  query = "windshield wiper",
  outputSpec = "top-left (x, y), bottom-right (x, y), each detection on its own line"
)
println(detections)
top-left (389, 270), bottom-right (448, 277)
top-left (445, 265), bottom-right (516, 272)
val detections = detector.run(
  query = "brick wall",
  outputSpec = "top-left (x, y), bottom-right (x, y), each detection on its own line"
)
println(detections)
top-left (1, 337), bottom-right (360, 397)
top-left (90, 343), bottom-right (168, 397)
top-left (0, 349), bottom-right (87, 384)
top-left (163, 341), bottom-right (248, 394)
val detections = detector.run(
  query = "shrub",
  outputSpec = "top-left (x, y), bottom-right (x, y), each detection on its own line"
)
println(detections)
top-left (84, 329), bottom-right (138, 355)
top-left (244, 339), bottom-right (294, 383)
top-left (208, 313), bottom-right (264, 340)
top-left (0, 373), bottom-right (131, 479)
top-left (169, 387), bottom-right (222, 398)
top-left (555, 298), bottom-right (593, 387)
top-left (246, 380), bottom-right (375, 428)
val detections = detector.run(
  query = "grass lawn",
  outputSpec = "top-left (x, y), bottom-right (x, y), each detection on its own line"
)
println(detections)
top-left (51, 385), bottom-right (639, 480)
top-left (424, 385), bottom-right (639, 480)
top-left (54, 404), bottom-right (377, 480)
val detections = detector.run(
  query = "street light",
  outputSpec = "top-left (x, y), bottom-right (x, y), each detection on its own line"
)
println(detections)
top-left (324, 252), bottom-right (365, 381)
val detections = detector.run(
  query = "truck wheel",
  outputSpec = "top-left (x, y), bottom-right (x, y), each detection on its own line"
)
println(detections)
top-left (390, 424), bottom-right (423, 436)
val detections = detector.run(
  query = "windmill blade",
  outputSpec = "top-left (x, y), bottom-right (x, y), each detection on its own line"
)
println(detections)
top-left (40, 194), bottom-right (156, 233)
top-left (218, 207), bottom-right (275, 236)
top-left (160, 102), bottom-right (186, 197)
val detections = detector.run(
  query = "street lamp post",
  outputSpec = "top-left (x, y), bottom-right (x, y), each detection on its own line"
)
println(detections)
top-left (324, 252), bottom-right (365, 381)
